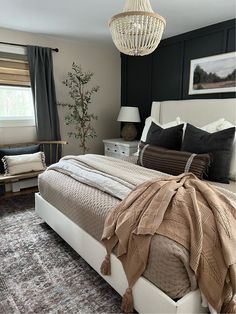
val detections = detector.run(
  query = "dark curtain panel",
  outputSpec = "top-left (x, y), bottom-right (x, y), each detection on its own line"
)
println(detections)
top-left (27, 45), bottom-right (61, 141)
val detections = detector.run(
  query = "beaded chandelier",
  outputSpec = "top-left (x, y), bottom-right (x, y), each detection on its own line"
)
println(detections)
top-left (109, 0), bottom-right (166, 56)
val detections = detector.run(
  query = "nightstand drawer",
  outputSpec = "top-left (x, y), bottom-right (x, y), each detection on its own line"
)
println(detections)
top-left (105, 143), bottom-right (136, 156)
top-left (105, 143), bottom-right (120, 154)
top-left (103, 138), bottom-right (139, 159)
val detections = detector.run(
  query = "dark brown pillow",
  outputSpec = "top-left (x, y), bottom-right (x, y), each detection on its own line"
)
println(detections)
top-left (146, 123), bottom-right (184, 150)
top-left (138, 142), bottom-right (211, 179)
top-left (182, 123), bottom-right (235, 183)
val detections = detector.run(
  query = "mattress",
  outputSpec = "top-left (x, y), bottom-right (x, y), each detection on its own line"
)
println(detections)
top-left (210, 180), bottom-right (236, 193)
top-left (38, 169), bottom-right (197, 300)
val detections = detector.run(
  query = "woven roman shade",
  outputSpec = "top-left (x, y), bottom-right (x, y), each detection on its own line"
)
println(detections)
top-left (0, 52), bottom-right (30, 87)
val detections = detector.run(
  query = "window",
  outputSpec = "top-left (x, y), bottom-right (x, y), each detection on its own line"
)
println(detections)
top-left (0, 50), bottom-right (35, 127)
top-left (0, 85), bottom-right (34, 126)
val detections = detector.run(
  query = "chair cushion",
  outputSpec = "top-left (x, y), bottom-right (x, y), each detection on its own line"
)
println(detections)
top-left (0, 145), bottom-right (40, 173)
top-left (2, 152), bottom-right (46, 175)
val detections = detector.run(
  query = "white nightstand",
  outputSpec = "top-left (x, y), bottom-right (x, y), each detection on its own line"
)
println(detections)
top-left (103, 138), bottom-right (139, 159)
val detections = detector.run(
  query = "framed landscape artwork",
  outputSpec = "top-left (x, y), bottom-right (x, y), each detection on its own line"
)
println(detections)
top-left (189, 52), bottom-right (236, 95)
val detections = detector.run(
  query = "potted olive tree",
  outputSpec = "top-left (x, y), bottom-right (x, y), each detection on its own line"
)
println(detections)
top-left (59, 62), bottom-right (99, 154)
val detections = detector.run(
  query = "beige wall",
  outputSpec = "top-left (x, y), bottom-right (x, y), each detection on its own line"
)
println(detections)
top-left (0, 126), bottom-right (37, 144)
top-left (0, 27), bottom-right (121, 155)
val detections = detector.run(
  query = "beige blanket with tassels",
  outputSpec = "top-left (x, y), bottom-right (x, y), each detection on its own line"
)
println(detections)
top-left (101, 172), bottom-right (236, 313)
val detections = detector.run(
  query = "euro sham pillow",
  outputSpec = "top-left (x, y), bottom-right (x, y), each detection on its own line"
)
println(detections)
top-left (0, 145), bottom-right (40, 173)
top-left (182, 123), bottom-right (235, 183)
top-left (146, 123), bottom-right (184, 150)
top-left (201, 119), bottom-right (236, 181)
top-left (201, 118), bottom-right (225, 133)
top-left (140, 116), bottom-right (182, 142)
top-left (2, 152), bottom-right (46, 176)
top-left (138, 142), bottom-right (210, 179)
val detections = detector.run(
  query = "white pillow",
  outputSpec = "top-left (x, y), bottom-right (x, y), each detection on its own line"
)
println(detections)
top-left (201, 118), bottom-right (225, 133)
top-left (140, 116), bottom-right (182, 142)
top-left (2, 152), bottom-right (46, 175)
top-left (179, 118), bottom-right (226, 137)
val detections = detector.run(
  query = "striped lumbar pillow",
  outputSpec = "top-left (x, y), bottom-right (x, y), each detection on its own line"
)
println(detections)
top-left (138, 142), bottom-right (211, 179)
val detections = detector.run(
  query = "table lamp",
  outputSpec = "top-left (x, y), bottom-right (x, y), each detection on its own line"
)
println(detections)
top-left (117, 106), bottom-right (141, 141)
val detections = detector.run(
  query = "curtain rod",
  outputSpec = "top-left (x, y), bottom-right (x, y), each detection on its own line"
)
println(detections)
top-left (0, 41), bottom-right (59, 52)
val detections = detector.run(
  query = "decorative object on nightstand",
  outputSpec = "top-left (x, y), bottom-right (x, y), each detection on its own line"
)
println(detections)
top-left (103, 138), bottom-right (139, 159)
top-left (117, 106), bottom-right (141, 141)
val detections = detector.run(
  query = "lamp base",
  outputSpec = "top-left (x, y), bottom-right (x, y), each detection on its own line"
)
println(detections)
top-left (121, 122), bottom-right (137, 141)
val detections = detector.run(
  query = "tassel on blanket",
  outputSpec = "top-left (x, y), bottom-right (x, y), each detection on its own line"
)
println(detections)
top-left (121, 288), bottom-right (134, 313)
top-left (100, 254), bottom-right (111, 275)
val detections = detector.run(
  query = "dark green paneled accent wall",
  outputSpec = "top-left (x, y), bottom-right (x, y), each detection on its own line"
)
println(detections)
top-left (121, 19), bottom-right (236, 130)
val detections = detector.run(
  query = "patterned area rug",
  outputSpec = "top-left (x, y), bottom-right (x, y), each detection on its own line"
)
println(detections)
top-left (0, 193), bottom-right (122, 313)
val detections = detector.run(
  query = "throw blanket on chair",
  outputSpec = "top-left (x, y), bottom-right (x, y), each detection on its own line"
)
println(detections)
top-left (101, 172), bottom-right (236, 313)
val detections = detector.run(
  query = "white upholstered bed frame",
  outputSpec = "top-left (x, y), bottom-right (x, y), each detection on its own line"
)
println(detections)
top-left (35, 98), bottom-right (236, 314)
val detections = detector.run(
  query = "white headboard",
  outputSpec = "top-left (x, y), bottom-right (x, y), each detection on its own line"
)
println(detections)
top-left (151, 99), bottom-right (236, 127)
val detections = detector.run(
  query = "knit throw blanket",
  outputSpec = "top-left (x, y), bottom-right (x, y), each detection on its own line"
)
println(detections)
top-left (49, 154), bottom-right (236, 312)
top-left (101, 172), bottom-right (236, 313)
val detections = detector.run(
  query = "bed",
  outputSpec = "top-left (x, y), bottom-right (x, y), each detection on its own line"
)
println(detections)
top-left (35, 98), bottom-right (236, 314)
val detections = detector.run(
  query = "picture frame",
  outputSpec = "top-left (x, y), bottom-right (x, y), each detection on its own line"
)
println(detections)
top-left (189, 52), bottom-right (236, 95)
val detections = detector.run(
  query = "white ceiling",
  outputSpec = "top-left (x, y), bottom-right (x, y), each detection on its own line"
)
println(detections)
top-left (0, 0), bottom-right (235, 41)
